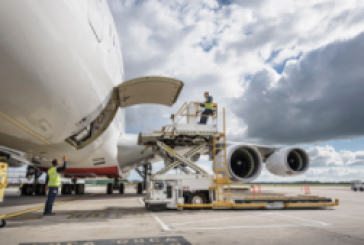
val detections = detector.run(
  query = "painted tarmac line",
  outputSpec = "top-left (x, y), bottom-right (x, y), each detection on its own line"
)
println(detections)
top-left (138, 198), bottom-right (145, 206)
top-left (3, 195), bottom-right (85, 219)
top-left (153, 215), bottom-right (170, 231)
top-left (154, 212), bottom-right (330, 232)
top-left (166, 224), bottom-right (328, 231)
top-left (273, 213), bottom-right (330, 226)
top-left (169, 213), bottom-right (273, 226)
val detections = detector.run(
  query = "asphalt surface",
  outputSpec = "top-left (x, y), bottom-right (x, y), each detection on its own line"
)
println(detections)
top-left (1, 186), bottom-right (363, 245)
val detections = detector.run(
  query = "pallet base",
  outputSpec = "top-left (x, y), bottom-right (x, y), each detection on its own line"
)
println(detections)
top-left (176, 198), bottom-right (339, 210)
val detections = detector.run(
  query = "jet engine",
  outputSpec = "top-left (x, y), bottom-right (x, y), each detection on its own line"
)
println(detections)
top-left (265, 147), bottom-right (310, 177)
top-left (217, 145), bottom-right (263, 183)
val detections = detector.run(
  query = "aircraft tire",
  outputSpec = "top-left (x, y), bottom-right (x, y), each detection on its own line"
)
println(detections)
top-left (21, 184), bottom-right (27, 196)
top-left (75, 184), bottom-right (85, 194)
top-left (0, 219), bottom-right (6, 228)
top-left (137, 183), bottom-right (143, 194)
top-left (107, 183), bottom-right (113, 194)
top-left (62, 184), bottom-right (72, 195)
top-left (24, 184), bottom-right (33, 196)
top-left (35, 184), bottom-right (46, 195)
top-left (119, 183), bottom-right (124, 194)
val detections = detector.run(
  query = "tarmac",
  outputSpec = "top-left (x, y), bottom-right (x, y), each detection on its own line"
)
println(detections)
top-left (0, 186), bottom-right (364, 245)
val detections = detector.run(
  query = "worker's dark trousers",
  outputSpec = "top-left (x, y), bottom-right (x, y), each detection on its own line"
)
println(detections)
top-left (44, 187), bottom-right (58, 214)
top-left (199, 109), bottom-right (213, 124)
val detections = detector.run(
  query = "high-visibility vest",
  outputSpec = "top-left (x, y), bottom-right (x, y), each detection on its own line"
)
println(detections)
top-left (204, 96), bottom-right (214, 110)
top-left (48, 167), bottom-right (61, 187)
top-left (19, 183), bottom-right (23, 188)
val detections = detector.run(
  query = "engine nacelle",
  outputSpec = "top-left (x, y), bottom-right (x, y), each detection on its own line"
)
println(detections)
top-left (217, 145), bottom-right (263, 183)
top-left (265, 147), bottom-right (310, 177)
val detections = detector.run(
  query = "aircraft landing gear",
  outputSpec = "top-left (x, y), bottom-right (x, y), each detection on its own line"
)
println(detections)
top-left (72, 178), bottom-right (84, 195)
top-left (137, 183), bottom-right (143, 194)
top-left (135, 163), bottom-right (152, 194)
top-left (22, 166), bottom-right (45, 196)
top-left (62, 178), bottom-right (84, 195)
top-left (107, 178), bottom-right (124, 194)
top-left (0, 218), bottom-right (6, 228)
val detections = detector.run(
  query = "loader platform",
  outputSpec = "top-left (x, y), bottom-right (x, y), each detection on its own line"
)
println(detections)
top-left (140, 102), bottom-right (339, 211)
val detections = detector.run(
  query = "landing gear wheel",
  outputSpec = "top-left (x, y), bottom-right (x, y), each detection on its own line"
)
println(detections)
top-left (0, 219), bottom-right (6, 228)
top-left (21, 184), bottom-right (27, 196)
top-left (137, 183), bottom-right (143, 194)
top-left (107, 183), bottom-right (113, 194)
top-left (62, 184), bottom-right (72, 195)
top-left (75, 184), bottom-right (85, 194)
top-left (24, 184), bottom-right (33, 196)
top-left (35, 184), bottom-right (46, 195)
top-left (188, 193), bottom-right (206, 204)
top-left (119, 183), bottom-right (124, 194)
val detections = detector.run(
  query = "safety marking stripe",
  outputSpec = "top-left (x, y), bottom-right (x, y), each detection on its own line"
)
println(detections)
top-left (3, 195), bottom-right (84, 219)
top-left (67, 212), bottom-right (144, 219)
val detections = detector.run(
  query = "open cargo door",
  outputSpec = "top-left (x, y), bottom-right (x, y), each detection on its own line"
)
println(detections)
top-left (115, 76), bottom-right (184, 108)
top-left (66, 76), bottom-right (184, 149)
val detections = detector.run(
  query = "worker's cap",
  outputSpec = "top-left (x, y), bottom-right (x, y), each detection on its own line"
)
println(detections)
top-left (204, 91), bottom-right (209, 94)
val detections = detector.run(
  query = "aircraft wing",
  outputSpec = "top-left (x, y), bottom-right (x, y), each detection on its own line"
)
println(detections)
top-left (0, 145), bottom-right (30, 167)
top-left (226, 142), bottom-right (280, 161)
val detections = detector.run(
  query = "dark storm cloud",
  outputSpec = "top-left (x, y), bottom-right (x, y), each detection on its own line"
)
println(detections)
top-left (231, 32), bottom-right (364, 144)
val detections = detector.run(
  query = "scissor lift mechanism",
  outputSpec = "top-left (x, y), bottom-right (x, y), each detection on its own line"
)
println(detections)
top-left (141, 102), bottom-right (339, 210)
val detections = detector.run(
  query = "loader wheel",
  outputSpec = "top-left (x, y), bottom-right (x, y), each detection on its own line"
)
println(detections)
top-left (354, 188), bottom-right (357, 192)
top-left (360, 187), bottom-right (364, 192)
top-left (107, 183), bottom-right (113, 194)
top-left (137, 183), bottom-right (143, 194)
top-left (188, 193), bottom-right (206, 204)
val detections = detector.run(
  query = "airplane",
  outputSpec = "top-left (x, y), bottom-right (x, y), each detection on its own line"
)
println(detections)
top-left (0, 0), bottom-right (310, 197)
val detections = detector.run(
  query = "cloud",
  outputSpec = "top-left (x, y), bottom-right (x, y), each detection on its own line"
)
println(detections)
top-left (231, 32), bottom-right (364, 144)
top-left (109, 1), bottom-right (364, 181)
top-left (109, 0), bottom-right (364, 144)
top-left (258, 167), bottom-right (364, 182)
top-left (308, 145), bottom-right (364, 167)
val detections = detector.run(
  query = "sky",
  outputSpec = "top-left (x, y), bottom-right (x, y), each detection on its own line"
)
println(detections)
top-left (107, 0), bottom-right (364, 182)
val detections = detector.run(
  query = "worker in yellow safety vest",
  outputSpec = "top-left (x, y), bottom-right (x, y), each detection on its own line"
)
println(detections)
top-left (44, 156), bottom-right (67, 216)
top-left (199, 91), bottom-right (214, 124)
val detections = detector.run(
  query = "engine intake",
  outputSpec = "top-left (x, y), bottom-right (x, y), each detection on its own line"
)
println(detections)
top-left (217, 145), bottom-right (263, 183)
top-left (265, 147), bottom-right (310, 177)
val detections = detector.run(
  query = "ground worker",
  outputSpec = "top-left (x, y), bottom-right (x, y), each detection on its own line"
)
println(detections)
top-left (44, 156), bottom-right (67, 216)
top-left (18, 180), bottom-right (23, 194)
top-left (199, 91), bottom-right (214, 124)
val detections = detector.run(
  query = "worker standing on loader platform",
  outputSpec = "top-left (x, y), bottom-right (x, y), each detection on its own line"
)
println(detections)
top-left (199, 91), bottom-right (214, 124)
top-left (44, 156), bottom-right (67, 216)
